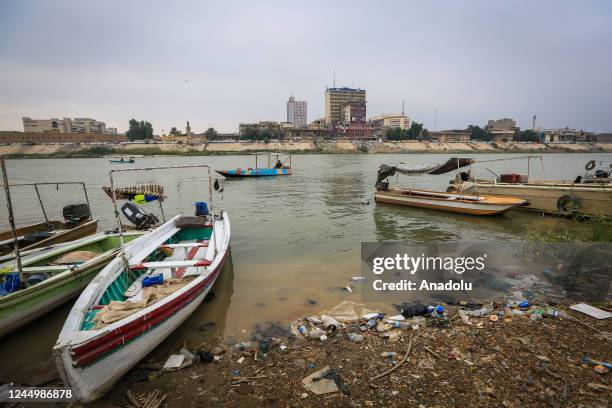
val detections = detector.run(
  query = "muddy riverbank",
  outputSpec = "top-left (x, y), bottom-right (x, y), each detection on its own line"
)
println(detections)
top-left (85, 299), bottom-right (611, 408)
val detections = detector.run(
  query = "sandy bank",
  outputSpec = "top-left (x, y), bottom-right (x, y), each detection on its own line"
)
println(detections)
top-left (0, 141), bottom-right (610, 158)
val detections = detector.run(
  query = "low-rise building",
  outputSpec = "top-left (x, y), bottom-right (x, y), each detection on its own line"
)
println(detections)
top-left (22, 117), bottom-right (113, 134)
top-left (539, 128), bottom-right (585, 143)
top-left (595, 133), bottom-right (612, 143)
top-left (369, 113), bottom-right (412, 130)
top-left (427, 130), bottom-right (470, 143)
top-left (239, 121), bottom-right (283, 137)
top-left (485, 118), bottom-right (518, 143)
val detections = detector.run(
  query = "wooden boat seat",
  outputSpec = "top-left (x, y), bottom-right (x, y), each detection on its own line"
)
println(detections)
top-left (159, 241), bottom-right (209, 249)
top-left (130, 259), bottom-right (212, 270)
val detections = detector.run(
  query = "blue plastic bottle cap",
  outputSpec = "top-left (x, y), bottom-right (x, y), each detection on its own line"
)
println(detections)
top-left (436, 305), bottom-right (444, 314)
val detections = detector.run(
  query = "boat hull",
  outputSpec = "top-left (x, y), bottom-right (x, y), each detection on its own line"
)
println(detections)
top-left (54, 213), bottom-right (231, 403)
top-left (0, 233), bottom-right (142, 338)
top-left (55, 251), bottom-right (227, 402)
top-left (375, 190), bottom-right (524, 216)
top-left (468, 182), bottom-right (612, 217)
top-left (216, 168), bottom-right (291, 177)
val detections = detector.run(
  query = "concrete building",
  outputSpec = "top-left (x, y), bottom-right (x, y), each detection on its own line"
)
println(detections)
top-left (485, 117), bottom-right (518, 143)
top-left (428, 130), bottom-right (470, 143)
top-left (22, 117), bottom-right (113, 134)
top-left (286, 97), bottom-right (307, 127)
top-left (239, 121), bottom-right (283, 137)
top-left (595, 133), bottom-right (612, 143)
top-left (369, 113), bottom-right (412, 130)
top-left (539, 128), bottom-right (586, 143)
top-left (341, 101), bottom-right (367, 124)
top-left (325, 87), bottom-right (366, 125)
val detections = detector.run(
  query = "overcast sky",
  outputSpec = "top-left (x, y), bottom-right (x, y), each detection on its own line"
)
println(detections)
top-left (1, 0), bottom-right (611, 133)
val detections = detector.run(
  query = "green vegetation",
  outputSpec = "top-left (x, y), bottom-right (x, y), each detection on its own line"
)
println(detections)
top-left (515, 129), bottom-right (540, 143)
top-left (385, 122), bottom-right (425, 141)
top-left (204, 127), bottom-right (218, 139)
top-left (169, 127), bottom-right (181, 137)
top-left (467, 125), bottom-right (493, 141)
top-left (126, 119), bottom-right (154, 141)
top-left (520, 215), bottom-right (612, 243)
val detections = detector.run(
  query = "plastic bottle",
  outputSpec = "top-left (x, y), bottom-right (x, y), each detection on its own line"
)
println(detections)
top-left (529, 313), bottom-right (543, 321)
top-left (347, 333), bottom-right (364, 342)
top-left (308, 328), bottom-right (326, 339)
top-left (380, 352), bottom-right (397, 358)
top-left (388, 320), bottom-right (412, 329)
top-left (543, 307), bottom-right (559, 317)
top-left (465, 307), bottom-right (494, 317)
top-left (518, 300), bottom-right (530, 309)
top-left (298, 325), bottom-right (309, 336)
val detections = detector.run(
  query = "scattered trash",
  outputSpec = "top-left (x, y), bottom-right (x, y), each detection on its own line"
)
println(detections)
top-left (457, 309), bottom-right (471, 325)
top-left (300, 392), bottom-right (309, 399)
top-left (322, 315), bottom-right (343, 330)
top-left (352, 276), bottom-right (367, 283)
top-left (489, 314), bottom-right (499, 322)
top-left (582, 356), bottom-right (612, 370)
top-left (233, 370), bottom-right (241, 376)
top-left (382, 331), bottom-right (401, 341)
top-left (380, 352), bottom-right (397, 358)
top-left (319, 335), bottom-right (328, 341)
top-left (316, 368), bottom-right (351, 395)
top-left (302, 366), bottom-right (338, 395)
top-left (465, 306), bottom-right (494, 317)
top-left (569, 303), bottom-right (612, 319)
top-left (237, 357), bottom-right (245, 364)
top-left (394, 302), bottom-right (428, 318)
top-left (308, 328), bottom-right (326, 339)
top-left (306, 316), bottom-right (323, 324)
top-left (163, 348), bottom-right (196, 372)
top-left (594, 365), bottom-right (609, 374)
top-left (347, 333), bottom-right (364, 342)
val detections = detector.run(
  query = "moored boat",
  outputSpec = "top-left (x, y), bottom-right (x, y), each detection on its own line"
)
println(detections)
top-left (216, 152), bottom-right (292, 177)
top-left (0, 180), bottom-right (98, 256)
top-left (375, 158), bottom-right (528, 216)
top-left (448, 158), bottom-right (612, 217)
top-left (54, 164), bottom-right (230, 403)
top-left (0, 231), bottom-right (144, 338)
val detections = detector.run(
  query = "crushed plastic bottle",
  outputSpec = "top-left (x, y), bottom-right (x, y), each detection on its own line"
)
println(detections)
top-left (380, 351), bottom-right (397, 358)
top-left (529, 313), bottom-right (543, 321)
top-left (347, 333), bottom-right (364, 342)
top-left (308, 328), bottom-right (326, 339)
top-left (298, 325), bottom-right (309, 336)
top-left (465, 307), bottom-right (494, 317)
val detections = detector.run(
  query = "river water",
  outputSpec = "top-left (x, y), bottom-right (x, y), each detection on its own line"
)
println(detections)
top-left (0, 153), bottom-right (610, 381)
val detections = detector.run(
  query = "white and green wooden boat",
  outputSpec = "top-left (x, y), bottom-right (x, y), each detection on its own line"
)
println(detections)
top-left (0, 231), bottom-right (144, 338)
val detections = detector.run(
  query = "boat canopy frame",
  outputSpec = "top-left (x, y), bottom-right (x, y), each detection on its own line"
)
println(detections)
top-left (248, 152), bottom-right (292, 169)
top-left (109, 164), bottom-right (214, 248)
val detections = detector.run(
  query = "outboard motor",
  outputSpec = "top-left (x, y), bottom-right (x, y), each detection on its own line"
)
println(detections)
top-left (121, 202), bottom-right (159, 230)
top-left (63, 203), bottom-right (91, 224)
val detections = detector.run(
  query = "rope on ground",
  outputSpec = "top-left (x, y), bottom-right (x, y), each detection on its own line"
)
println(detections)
top-left (370, 339), bottom-right (412, 385)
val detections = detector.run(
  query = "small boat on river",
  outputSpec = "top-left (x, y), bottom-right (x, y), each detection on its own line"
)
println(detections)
top-left (375, 158), bottom-right (528, 216)
top-left (109, 157), bottom-right (135, 164)
top-left (216, 152), bottom-right (291, 177)
top-left (54, 163), bottom-right (230, 403)
top-left (0, 181), bottom-right (98, 256)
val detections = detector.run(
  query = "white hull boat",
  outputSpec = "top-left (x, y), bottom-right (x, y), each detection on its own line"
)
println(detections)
top-left (54, 212), bottom-right (230, 402)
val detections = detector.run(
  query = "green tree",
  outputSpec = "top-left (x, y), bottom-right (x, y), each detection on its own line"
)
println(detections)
top-left (126, 118), bottom-right (154, 141)
top-left (204, 127), bottom-right (218, 139)
top-left (516, 129), bottom-right (539, 142)
top-left (406, 122), bottom-right (424, 140)
top-left (169, 127), bottom-right (179, 136)
top-left (467, 125), bottom-right (492, 141)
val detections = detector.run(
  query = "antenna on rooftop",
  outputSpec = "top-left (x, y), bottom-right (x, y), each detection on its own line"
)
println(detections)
top-left (333, 70), bottom-right (336, 88)
top-left (402, 100), bottom-right (405, 117)
top-left (434, 107), bottom-right (438, 131)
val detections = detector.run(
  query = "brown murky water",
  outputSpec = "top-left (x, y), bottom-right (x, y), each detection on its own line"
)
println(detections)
top-left (0, 152), bottom-right (609, 381)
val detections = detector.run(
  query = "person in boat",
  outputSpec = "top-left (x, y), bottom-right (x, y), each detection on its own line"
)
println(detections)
top-left (120, 157), bottom-right (124, 162)
top-left (274, 159), bottom-right (283, 169)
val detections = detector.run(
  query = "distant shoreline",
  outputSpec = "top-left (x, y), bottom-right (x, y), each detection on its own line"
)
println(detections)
top-left (1, 140), bottom-right (611, 158)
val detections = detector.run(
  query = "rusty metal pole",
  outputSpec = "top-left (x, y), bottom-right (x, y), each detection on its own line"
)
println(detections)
top-left (1, 157), bottom-right (23, 282)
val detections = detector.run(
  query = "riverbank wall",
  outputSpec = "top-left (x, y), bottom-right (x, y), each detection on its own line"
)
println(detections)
top-left (1, 140), bottom-right (611, 158)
